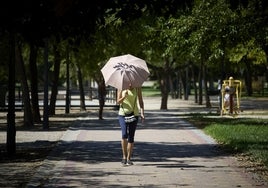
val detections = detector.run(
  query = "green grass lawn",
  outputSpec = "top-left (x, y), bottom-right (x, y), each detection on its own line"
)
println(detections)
top-left (142, 86), bottom-right (161, 97)
top-left (186, 116), bottom-right (268, 169)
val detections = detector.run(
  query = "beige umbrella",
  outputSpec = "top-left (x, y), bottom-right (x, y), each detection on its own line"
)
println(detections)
top-left (101, 54), bottom-right (150, 90)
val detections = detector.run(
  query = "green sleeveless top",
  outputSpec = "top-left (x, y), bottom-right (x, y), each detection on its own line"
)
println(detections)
top-left (119, 88), bottom-right (139, 116)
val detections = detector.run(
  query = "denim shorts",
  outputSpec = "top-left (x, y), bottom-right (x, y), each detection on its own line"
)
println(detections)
top-left (118, 115), bottom-right (138, 143)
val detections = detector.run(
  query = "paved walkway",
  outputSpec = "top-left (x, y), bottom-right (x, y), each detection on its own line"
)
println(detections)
top-left (27, 97), bottom-right (268, 188)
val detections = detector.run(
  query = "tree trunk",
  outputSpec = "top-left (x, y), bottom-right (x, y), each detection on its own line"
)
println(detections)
top-left (179, 68), bottom-right (189, 100)
top-left (29, 43), bottom-right (41, 123)
top-left (65, 46), bottom-right (70, 114)
top-left (16, 42), bottom-right (33, 127)
top-left (159, 62), bottom-right (170, 110)
top-left (169, 75), bottom-right (175, 99)
top-left (43, 39), bottom-right (49, 130)
top-left (203, 65), bottom-right (211, 108)
top-left (7, 30), bottom-right (16, 157)
top-left (185, 65), bottom-right (189, 100)
top-left (191, 64), bottom-right (198, 103)
top-left (49, 44), bottom-right (61, 116)
top-left (174, 73), bottom-right (179, 99)
top-left (97, 77), bottom-right (106, 120)
top-left (198, 61), bottom-right (203, 105)
top-left (244, 59), bottom-right (253, 96)
top-left (76, 64), bottom-right (86, 111)
top-left (160, 91), bottom-right (168, 110)
top-left (178, 72), bottom-right (182, 99)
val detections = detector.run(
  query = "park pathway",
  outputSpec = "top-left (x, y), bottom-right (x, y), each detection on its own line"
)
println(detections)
top-left (27, 97), bottom-right (267, 187)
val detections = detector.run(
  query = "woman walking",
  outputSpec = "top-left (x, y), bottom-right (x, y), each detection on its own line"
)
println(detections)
top-left (117, 84), bottom-right (145, 166)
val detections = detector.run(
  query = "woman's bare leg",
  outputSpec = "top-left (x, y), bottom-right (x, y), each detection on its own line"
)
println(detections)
top-left (121, 139), bottom-right (128, 159)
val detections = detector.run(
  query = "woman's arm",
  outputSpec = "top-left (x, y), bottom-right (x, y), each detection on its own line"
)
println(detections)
top-left (117, 90), bottom-right (128, 104)
top-left (137, 88), bottom-right (145, 120)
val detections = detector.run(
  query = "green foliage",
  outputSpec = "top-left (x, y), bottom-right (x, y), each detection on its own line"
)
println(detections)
top-left (226, 0), bottom-right (268, 66)
top-left (1, 0), bottom-right (268, 96)
top-left (228, 39), bottom-right (267, 65)
top-left (186, 0), bottom-right (236, 62)
top-left (0, 34), bottom-right (9, 84)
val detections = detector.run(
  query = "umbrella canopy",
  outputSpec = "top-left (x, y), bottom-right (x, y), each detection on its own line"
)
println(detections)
top-left (101, 54), bottom-right (150, 90)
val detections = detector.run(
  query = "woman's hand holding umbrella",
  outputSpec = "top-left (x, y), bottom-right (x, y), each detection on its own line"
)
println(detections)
top-left (123, 90), bottom-right (128, 99)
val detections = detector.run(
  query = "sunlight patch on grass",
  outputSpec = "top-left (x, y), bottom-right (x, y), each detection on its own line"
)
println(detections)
top-left (186, 116), bottom-right (268, 167)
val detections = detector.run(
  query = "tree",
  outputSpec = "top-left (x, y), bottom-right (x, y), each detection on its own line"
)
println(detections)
top-left (76, 64), bottom-right (86, 111)
top-left (6, 31), bottom-right (16, 156)
top-left (28, 42), bottom-right (42, 123)
top-left (16, 41), bottom-right (34, 127)
top-left (49, 39), bottom-right (62, 115)
top-left (99, 0), bottom-right (194, 110)
top-left (227, 0), bottom-right (268, 96)
top-left (142, 16), bottom-right (182, 109)
top-left (187, 0), bottom-right (237, 105)
top-left (228, 39), bottom-right (267, 95)
top-left (0, 0), bottom-right (117, 157)
top-left (163, 0), bottom-right (243, 107)
top-left (0, 34), bottom-right (9, 108)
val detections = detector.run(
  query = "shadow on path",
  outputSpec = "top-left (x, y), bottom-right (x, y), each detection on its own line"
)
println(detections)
top-left (28, 109), bottom-right (241, 188)
top-left (49, 109), bottom-right (225, 163)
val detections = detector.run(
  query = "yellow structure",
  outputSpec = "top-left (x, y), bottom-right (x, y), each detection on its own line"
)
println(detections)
top-left (221, 77), bottom-right (242, 116)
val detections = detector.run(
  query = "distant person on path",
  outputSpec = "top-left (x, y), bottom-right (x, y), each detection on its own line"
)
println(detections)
top-left (117, 84), bottom-right (145, 166)
top-left (224, 86), bottom-right (230, 108)
top-left (217, 79), bottom-right (222, 111)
